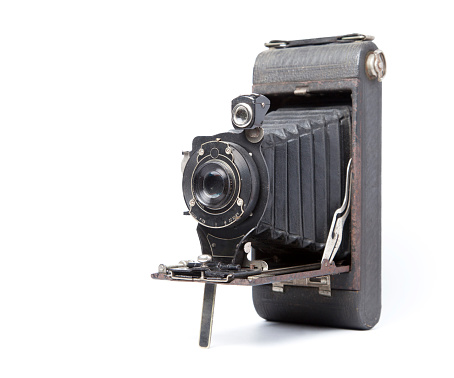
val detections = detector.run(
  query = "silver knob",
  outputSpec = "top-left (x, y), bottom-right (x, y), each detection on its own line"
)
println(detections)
top-left (197, 254), bottom-right (212, 264)
top-left (366, 49), bottom-right (386, 82)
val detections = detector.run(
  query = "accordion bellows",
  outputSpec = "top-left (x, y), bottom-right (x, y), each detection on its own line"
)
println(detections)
top-left (252, 106), bottom-right (351, 254)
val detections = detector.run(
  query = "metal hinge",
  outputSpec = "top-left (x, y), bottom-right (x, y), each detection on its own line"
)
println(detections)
top-left (272, 276), bottom-right (331, 297)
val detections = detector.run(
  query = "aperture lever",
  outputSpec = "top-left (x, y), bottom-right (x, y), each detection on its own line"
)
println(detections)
top-left (321, 159), bottom-right (353, 265)
top-left (199, 283), bottom-right (217, 348)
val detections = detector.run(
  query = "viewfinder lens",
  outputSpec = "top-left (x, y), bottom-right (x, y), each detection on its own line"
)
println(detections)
top-left (232, 103), bottom-right (253, 128)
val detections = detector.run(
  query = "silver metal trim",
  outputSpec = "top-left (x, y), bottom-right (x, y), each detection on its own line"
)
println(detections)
top-left (249, 260), bottom-right (268, 271)
top-left (264, 41), bottom-right (289, 48)
top-left (232, 103), bottom-right (253, 128)
top-left (245, 127), bottom-right (264, 143)
top-left (341, 34), bottom-right (374, 41)
top-left (321, 159), bottom-right (353, 265)
top-left (272, 276), bottom-right (331, 296)
top-left (365, 49), bottom-right (386, 82)
top-left (168, 270), bottom-right (233, 283)
top-left (181, 151), bottom-right (190, 174)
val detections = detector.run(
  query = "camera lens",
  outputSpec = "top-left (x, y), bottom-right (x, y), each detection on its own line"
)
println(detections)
top-left (194, 160), bottom-right (235, 210)
top-left (203, 171), bottom-right (224, 199)
top-left (182, 141), bottom-right (260, 228)
top-left (232, 103), bottom-right (253, 128)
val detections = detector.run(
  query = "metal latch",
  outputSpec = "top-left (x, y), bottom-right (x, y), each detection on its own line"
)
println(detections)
top-left (272, 276), bottom-right (331, 297)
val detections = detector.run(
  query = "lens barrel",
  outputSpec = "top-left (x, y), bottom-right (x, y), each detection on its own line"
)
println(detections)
top-left (182, 140), bottom-right (260, 229)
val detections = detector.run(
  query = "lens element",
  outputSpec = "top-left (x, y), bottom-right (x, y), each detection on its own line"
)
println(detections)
top-left (194, 160), bottom-right (235, 210)
top-left (203, 171), bottom-right (224, 199)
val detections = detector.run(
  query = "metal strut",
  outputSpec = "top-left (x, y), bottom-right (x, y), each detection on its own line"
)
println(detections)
top-left (199, 283), bottom-right (217, 348)
top-left (321, 159), bottom-right (353, 265)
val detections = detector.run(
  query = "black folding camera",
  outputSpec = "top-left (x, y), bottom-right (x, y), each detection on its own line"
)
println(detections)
top-left (152, 34), bottom-right (385, 347)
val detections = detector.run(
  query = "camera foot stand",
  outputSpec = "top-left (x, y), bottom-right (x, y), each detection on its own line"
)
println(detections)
top-left (199, 283), bottom-right (217, 348)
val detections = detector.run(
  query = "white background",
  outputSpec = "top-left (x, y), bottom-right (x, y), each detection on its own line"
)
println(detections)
top-left (1, 1), bottom-right (452, 377)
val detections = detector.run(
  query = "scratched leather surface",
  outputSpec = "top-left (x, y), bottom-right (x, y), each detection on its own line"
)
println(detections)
top-left (253, 42), bottom-right (370, 84)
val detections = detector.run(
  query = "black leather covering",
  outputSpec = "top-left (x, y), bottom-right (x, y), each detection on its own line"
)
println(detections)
top-left (252, 40), bottom-right (382, 330)
top-left (254, 42), bottom-right (366, 84)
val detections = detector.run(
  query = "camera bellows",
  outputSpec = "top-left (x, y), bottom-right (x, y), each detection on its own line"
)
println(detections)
top-left (253, 106), bottom-right (351, 255)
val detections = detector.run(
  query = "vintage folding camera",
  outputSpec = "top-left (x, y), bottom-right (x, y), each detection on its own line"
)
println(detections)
top-left (152, 33), bottom-right (385, 347)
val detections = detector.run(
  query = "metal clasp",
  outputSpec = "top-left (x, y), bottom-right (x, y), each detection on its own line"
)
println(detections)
top-left (272, 276), bottom-right (331, 297)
